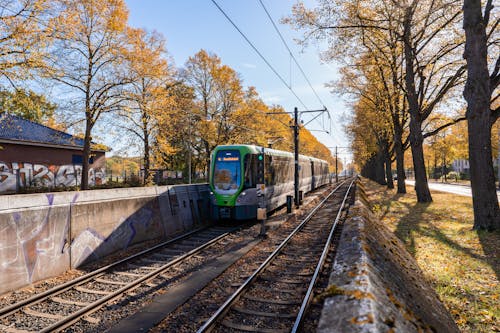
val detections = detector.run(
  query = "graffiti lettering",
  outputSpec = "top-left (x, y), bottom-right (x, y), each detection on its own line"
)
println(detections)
top-left (0, 161), bottom-right (106, 193)
top-left (0, 162), bottom-right (16, 191)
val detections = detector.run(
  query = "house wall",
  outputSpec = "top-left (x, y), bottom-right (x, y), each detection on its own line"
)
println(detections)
top-left (0, 143), bottom-right (106, 193)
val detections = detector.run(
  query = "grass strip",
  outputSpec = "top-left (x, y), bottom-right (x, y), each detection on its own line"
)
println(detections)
top-left (364, 179), bottom-right (499, 333)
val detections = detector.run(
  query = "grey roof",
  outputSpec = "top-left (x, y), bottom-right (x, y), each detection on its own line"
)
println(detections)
top-left (0, 112), bottom-right (86, 149)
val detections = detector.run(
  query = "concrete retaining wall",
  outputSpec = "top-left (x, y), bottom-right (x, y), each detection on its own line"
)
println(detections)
top-left (317, 180), bottom-right (459, 333)
top-left (0, 184), bottom-right (210, 295)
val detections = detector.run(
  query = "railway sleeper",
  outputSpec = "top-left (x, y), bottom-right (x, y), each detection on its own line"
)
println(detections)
top-left (83, 315), bottom-right (101, 324)
top-left (273, 260), bottom-right (317, 268)
top-left (139, 258), bottom-right (166, 265)
top-left (255, 286), bottom-right (306, 294)
top-left (266, 265), bottom-right (314, 276)
top-left (242, 294), bottom-right (302, 305)
top-left (178, 240), bottom-right (204, 246)
top-left (161, 249), bottom-right (185, 255)
top-left (23, 307), bottom-right (64, 320)
top-left (275, 256), bottom-right (318, 263)
top-left (301, 224), bottom-right (330, 231)
top-left (74, 286), bottom-right (113, 295)
top-left (115, 271), bottom-right (143, 278)
top-left (221, 319), bottom-right (289, 333)
top-left (281, 248), bottom-right (323, 255)
top-left (144, 281), bottom-right (158, 288)
top-left (94, 278), bottom-right (130, 286)
top-left (50, 296), bottom-right (91, 307)
top-left (258, 275), bottom-right (308, 285)
top-left (232, 306), bottom-right (297, 318)
top-left (0, 323), bottom-right (33, 333)
top-left (172, 244), bottom-right (197, 251)
top-left (127, 263), bottom-right (157, 271)
top-left (151, 253), bottom-right (174, 260)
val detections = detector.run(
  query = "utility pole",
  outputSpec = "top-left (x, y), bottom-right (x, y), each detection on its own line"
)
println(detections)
top-left (293, 107), bottom-right (300, 207)
top-left (335, 146), bottom-right (338, 183)
top-left (328, 146), bottom-right (350, 180)
top-left (188, 113), bottom-right (192, 184)
top-left (267, 106), bottom-right (328, 208)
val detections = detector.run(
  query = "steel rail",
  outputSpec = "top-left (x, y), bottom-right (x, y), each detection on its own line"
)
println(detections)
top-left (40, 229), bottom-right (234, 332)
top-left (196, 180), bottom-right (349, 333)
top-left (291, 177), bottom-right (356, 332)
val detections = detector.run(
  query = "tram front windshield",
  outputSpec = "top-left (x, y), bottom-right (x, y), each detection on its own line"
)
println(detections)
top-left (213, 150), bottom-right (241, 194)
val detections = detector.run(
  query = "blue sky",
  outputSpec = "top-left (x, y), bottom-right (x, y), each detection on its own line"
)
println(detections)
top-left (125, 0), bottom-right (351, 162)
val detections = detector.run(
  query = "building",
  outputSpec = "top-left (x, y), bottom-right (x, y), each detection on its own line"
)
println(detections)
top-left (451, 159), bottom-right (470, 174)
top-left (452, 158), bottom-right (499, 177)
top-left (0, 113), bottom-right (107, 193)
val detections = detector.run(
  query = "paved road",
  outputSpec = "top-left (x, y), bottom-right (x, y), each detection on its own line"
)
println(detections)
top-left (405, 180), bottom-right (478, 197)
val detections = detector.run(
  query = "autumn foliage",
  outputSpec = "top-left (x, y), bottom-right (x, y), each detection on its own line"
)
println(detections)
top-left (0, 0), bottom-right (336, 188)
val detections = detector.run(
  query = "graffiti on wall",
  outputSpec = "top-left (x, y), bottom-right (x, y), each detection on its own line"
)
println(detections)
top-left (0, 194), bottom-right (72, 292)
top-left (71, 206), bottom-right (155, 267)
top-left (0, 161), bottom-right (105, 193)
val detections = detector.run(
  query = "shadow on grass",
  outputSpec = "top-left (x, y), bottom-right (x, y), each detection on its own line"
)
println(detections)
top-left (378, 192), bottom-right (407, 220)
top-left (394, 202), bottom-right (430, 256)
top-left (394, 201), bottom-right (500, 281)
top-left (477, 230), bottom-right (500, 280)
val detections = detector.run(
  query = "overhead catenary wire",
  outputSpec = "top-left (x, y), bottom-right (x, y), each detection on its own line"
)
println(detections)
top-left (257, 0), bottom-right (327, 109)
top-left (210, 0), bottom-right (308, 111)
top-left (257, 0), bottom-right (332, 134)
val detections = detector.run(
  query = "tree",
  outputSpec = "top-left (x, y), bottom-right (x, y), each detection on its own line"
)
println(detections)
top-left (398, 0), bottom-right (466, 202)
top-left (463, 0), bottom-right (500, 230)
top-left (120, 28), bottom-right (174, 185)
top-left (0, 88), bottom-right (56, 123)
top-left (154, 81), bottom-right (198, 181)
top-left (340, 50), bottom-right (399, 188)
top-left (346, 83), bottom-right (394, 186)
top-left (49, 0), bottom-right (130, 190)
top-left (285, 0), bottom-right (466, 201)
top-left (0, 0), bottom-right (51, 86)
top-left (426, 120), bottom-right (460, 180)
top-left (181, 50), bottom-right (244, 178)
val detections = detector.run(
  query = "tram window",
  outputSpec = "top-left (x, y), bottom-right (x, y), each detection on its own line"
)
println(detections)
top-left (274, 157), bottom-right (288, 184)
top-left (213, 150), bottom-right (241, 194)
top-left (243, 154), bottom-right (255, 189)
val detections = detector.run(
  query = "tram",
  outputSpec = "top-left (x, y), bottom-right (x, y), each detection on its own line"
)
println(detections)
top-left (209, 144), bottom-right (329, 220)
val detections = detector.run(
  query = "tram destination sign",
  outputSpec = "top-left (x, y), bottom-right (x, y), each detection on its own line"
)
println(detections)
top-left (217, 150), bottom-right (240, 162)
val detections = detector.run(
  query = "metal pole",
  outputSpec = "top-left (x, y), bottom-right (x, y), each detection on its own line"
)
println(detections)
top-left (335, 146), bottom-right (338, 183)
top-left (294, 107), bottom-right (300, 207)
top-left (188, 113), bottom-right (192, 184)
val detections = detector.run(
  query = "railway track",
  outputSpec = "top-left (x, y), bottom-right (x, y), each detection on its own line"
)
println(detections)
top-left (197, 178), bottom-right (356, 333)
top-left (0, 226), bottom-right (238, 333)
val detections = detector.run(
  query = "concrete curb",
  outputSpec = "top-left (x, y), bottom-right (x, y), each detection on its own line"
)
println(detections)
top-left (317, 181), bottom-right (459, 333)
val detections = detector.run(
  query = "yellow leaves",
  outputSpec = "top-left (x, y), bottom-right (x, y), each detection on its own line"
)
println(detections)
top-left (0, 0), bottom-right (51, 80)
top-left (124, 28), bottom-right (168, 78)
top-left (56, 0), bottom-right (128, 40)
top-left (106, 0), bottom-right (128, 32)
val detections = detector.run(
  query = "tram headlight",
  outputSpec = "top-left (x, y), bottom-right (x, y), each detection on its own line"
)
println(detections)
top-left (236, 191), bottom-right (247, 203)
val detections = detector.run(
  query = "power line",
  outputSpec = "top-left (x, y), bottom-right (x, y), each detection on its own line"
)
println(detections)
top-left (257, 0), bottom-right (333, 135)
top-left (210, 0), bottom-right (308, 110)
top-left (257, 0), bottom-right (327, 109)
